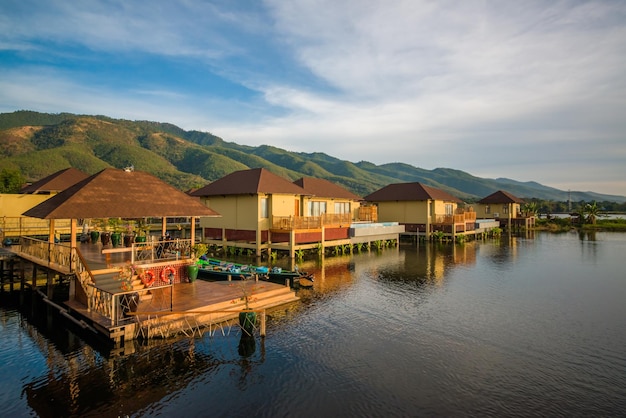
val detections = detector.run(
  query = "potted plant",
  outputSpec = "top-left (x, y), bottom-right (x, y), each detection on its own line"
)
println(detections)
top-left (135, 218), bottom-right (149, 243)
top-left (108, 218), bottom-right (123, 247)
top-left (123, 220), bottom-right (136, 247)
top-left (231, 277), bottom-right (259, 335)
top-left (90, 220), bottom-right (101, 244)
top-left (188, 243), bottom-right (208, 282)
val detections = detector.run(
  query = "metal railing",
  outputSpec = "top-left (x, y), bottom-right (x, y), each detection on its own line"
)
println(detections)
top-left (131, 238), bottom-right (192, 263)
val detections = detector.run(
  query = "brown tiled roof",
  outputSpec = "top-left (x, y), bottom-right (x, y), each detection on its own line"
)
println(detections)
top-left (20, 167), bottom-right (89, 194)
top-left (294, 177), bottom-right (361, 200)
top-left (477, 190), bottom-right (524, 204)
top-left (23, 168), bottom-right (221, 219)
top-left (364, 182), bottom-right (461, 203)
top-left (190, 168), bottom-right (305, 196)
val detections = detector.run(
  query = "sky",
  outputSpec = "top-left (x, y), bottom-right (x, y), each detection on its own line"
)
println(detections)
top-left (1, 0), bottom-right (625, 196)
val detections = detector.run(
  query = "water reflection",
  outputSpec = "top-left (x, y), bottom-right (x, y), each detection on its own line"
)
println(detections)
top-left (3, 232), bottom-right (626, 417)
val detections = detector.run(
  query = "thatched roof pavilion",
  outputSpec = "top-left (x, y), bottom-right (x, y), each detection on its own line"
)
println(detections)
top-left (23, 168), bottom-right (220, 246)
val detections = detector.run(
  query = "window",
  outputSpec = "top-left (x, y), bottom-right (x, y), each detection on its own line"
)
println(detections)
top-left (334, 202), bottom-right (350, 214)
top-left (503, 205), bottom-right (509, 214)
top-left (485, 205), bottom-right (491, 214)
top-left (445, 204), bottom-right (453, 215)
top-left (261, 198), bottom-right (268, 218)
top-left (307, 201), bottom-right (327, 216)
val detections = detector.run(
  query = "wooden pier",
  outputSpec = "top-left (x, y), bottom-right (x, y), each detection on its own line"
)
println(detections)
top-left (1, 241), bottom-right (300, 344)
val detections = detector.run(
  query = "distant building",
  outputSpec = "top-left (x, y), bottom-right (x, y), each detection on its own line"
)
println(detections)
top-left (475, 190), bottom-right (535, 229)
top-left (364, 182), bottom-right (476, 239)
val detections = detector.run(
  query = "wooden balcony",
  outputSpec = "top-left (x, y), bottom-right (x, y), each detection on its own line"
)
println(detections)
top-left (434, 209), bottom-right (476, 225)
top-left (272, 213), bottom-right (353, 231)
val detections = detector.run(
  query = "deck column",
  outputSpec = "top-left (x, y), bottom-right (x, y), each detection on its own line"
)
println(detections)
top-left (260, 310), bottom-right (266, 337)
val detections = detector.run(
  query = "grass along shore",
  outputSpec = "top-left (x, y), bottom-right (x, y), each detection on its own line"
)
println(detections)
top-left (535, 216), bottom-right (626, 232)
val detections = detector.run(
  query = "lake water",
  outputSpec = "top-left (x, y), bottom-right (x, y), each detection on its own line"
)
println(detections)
top-left (1, 231), bottom-right (625, 417)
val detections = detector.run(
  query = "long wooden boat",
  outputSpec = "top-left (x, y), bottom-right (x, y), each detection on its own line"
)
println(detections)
top-left (196, 258), bottom-right (263, 281)
top-left (196, 258), bottom-right (314, 287)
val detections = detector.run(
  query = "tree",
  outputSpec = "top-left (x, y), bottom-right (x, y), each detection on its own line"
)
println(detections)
top-left (584, 201), bottom-right (600, 225)
top-left (0, 168), bottom-right (25, 193)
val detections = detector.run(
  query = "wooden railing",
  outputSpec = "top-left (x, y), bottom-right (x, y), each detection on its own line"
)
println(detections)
top-left (272, 213), bottom-right (352, 230)
top-left (87, 284), bottom-right (173, 327)
top-left (20, 236), bottom-right (73, 270)
top-left (434, 210), bottom-right (477, 225)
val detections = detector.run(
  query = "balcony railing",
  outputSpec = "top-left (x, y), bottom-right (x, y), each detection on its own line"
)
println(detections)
top-left (434, 210), bottom-right (477, 225)
top-left (272, 213), bottom-right (353, 230)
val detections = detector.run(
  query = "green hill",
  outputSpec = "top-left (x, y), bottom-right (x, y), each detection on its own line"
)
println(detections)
top-left (1, 110), bottom-right (624, 203)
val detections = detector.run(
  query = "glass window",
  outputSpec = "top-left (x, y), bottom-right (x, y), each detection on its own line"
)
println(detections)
top-left (307, 201), bottom-right (327, 216)
top-left (334, 202), bottom-right (350, 214)
top-left (261, 198), bottom-right (268, 218)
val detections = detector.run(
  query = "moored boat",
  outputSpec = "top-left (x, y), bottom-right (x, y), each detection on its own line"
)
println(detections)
top-left (196, 258), bottom-right (313, 287)
top-left (196, 258), bottom-right (267, 281)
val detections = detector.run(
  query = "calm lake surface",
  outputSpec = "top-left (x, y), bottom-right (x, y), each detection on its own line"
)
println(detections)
top-left (1, 231), bottom-right (625, 417)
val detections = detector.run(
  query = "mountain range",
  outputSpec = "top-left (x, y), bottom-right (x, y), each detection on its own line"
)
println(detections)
top-left (1, 110), bottom-right (624, 203)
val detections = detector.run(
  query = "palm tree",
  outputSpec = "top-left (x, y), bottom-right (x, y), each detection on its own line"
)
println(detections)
top-left (522, 202), bottom-right (538, 217)
top-left (584, 201), bottom-right (600, 225)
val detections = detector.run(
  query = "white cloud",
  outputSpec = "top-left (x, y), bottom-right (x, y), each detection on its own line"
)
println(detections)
top-left (1, 0), bottom-right (625, 196)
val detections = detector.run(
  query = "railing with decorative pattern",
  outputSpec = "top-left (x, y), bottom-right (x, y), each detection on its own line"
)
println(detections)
top-left (87, 283), bottom-right (174, 326)
top-left (131, 238), bottom-right (192, 263)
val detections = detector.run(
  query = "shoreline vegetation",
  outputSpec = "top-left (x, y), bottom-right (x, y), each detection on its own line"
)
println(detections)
top-left (534, 216), bottom-right (626, 232)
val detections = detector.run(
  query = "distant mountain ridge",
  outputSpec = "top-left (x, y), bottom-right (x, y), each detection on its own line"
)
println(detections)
top-left (1, 110), bottom-right (624, 203)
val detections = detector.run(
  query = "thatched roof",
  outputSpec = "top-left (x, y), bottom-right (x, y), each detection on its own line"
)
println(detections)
top-left (293, 177), bottom-right (361, 200)
top-left (190, 168), bottom-right (305, 196)
top-left (23, 168), bottom-right (221, 219)
top-left (20, 167), bottom-right (89, 194)
top-left (364, 182), bottom-right (461, 203)
top-left (477, 190), bottom-right (524, 204)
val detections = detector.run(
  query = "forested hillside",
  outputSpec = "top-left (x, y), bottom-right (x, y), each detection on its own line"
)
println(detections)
top-left (1, 110), bottom-right (624, 203)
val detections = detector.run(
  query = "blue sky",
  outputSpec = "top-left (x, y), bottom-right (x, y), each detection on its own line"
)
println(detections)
top-left (1, 0), bottom-right (625, 196)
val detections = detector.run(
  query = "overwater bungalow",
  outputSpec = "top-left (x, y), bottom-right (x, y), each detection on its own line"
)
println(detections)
top-left (364, 182), bottom-right (477, 240)
top-left (3, 168), bottom-right (299, 344)
top-left (475, 190), bottom-right (536, 229)
top-left (190, 168), bottom-right (404, 258)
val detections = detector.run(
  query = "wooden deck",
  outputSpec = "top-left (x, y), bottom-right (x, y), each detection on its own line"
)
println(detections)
top-left (3, 240), bottom-right (300, 342)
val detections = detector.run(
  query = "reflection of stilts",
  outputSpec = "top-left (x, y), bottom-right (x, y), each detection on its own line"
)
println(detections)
top-left (131, 309), bottom-right (267, 339)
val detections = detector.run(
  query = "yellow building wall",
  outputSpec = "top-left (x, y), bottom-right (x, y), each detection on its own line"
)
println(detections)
top-left (475, 203), bottom-right (520, 219)
top-left (198, 195), bottom-right (259, 230)
top-left (271, 193), bottom-right (299, 217)
top-left (198, 193), bottom-right (302, 231)
top-left (376, 200), bottom-right (459, 224)
top-left (377, 201), bottom-right (431, 224)
top-left (0, 193), bottom-right (53, 217)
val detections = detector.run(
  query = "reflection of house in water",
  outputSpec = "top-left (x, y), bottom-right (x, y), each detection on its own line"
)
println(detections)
top-left (352, 243), bottom-right (478, 287)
